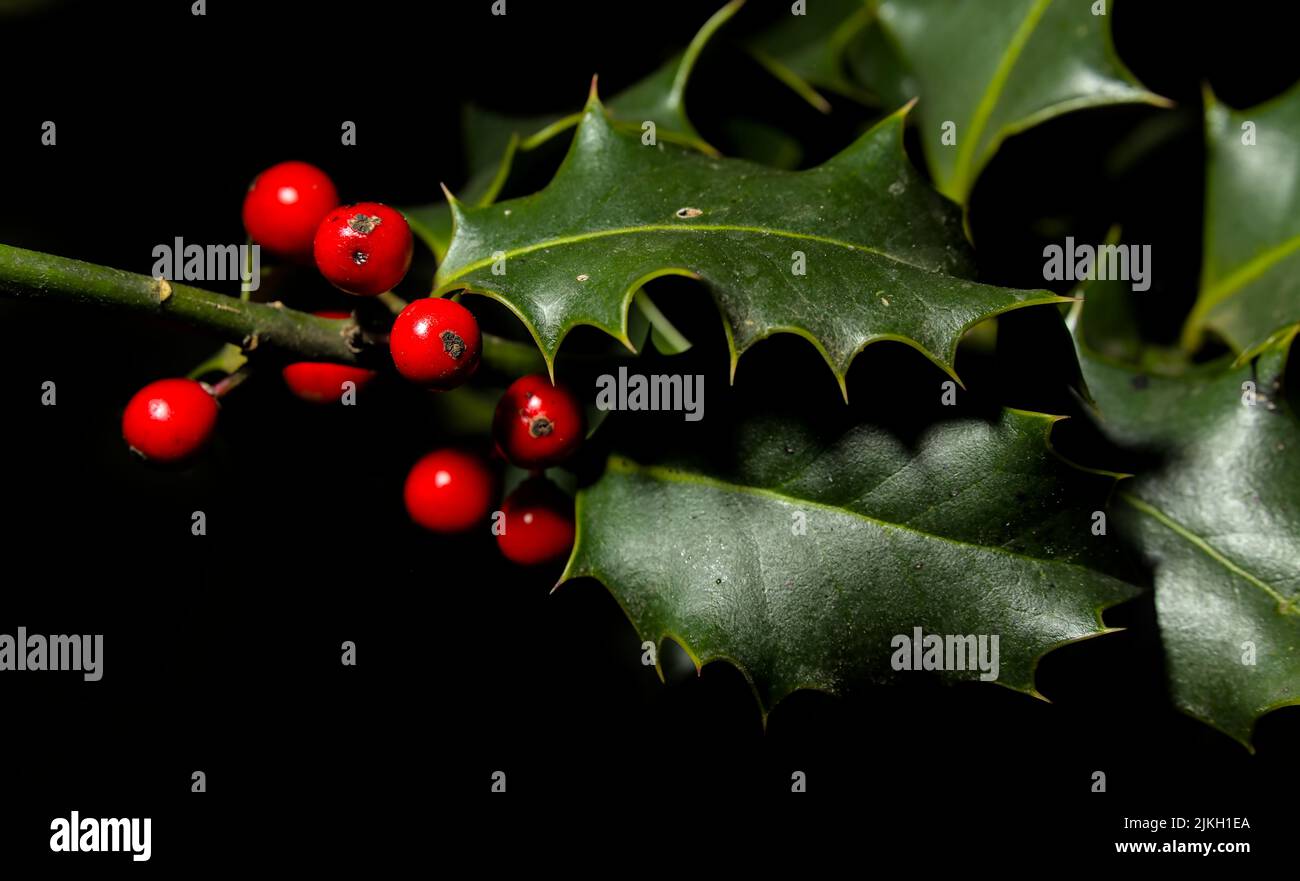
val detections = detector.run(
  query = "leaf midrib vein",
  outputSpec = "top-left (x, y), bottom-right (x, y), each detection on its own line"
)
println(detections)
top-left (612, 455), bottom-right (1120, 577)
top-left (1121, 490), bottom-right (1296, 613)
top-left (1200, 233), bottom-right (1300, 310)
top-left (951, 0), bottom-right (1052, 194)
top-left (438, 223), bottom-right (938, 285)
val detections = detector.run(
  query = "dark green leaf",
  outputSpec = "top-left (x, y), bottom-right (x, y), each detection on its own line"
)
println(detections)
top-left (746, 0), bottom-right (876, 112)
top-left (718, 117), bottom-right (805, 170)
top-left (1077, 328), bottom-right (1300, 748)
top-left (866, 0), bottom-right (1166, 206)
top-left (406, 131), bottom-right (518, 263)
top-left (601, 0), bottom-right (744, 152)
top-left (1184, 82), bottom-right (1300, 359)
top-left (435, 97), bottom-right (1068, 393)
top-left (561, 405), bottom-right (1139, 712)
top-left (403, 1), bottom-right (742, 261)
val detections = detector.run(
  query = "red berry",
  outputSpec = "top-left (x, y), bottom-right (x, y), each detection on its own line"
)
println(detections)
top-left (242, 161), bottom-right (339, 261)
top-left (497, 477), bottom-right (575, 565)
top-left (389, 297), bottom-right (482, 388)
top-left (122, 378), bottom-right (219, 463)
top-left (282, 311), bottom-right (378, 403)
top-left (403, 449), bottom-right (493, 533)
top-left (314, 202), bottom-right (412, 296)
top-left (492, 374), bottom-right (585, 469)
top-left (281, 363), bottom-right (377, 403)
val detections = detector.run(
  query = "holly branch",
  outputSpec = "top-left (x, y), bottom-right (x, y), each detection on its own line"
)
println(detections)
top-left (0, 243), bottom-right (547, 374)
top-left (0, 242), bottom-right (371, 362)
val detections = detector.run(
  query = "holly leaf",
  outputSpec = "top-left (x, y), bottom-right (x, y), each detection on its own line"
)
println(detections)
top-left (746, 0), bottom-right (876, 112)
top-left (718, 118), bottom-right (804, 170)
top-left (603, 0), bottom-right (746, 153)
top-left (435, 94), bottom-right (1068, 394)
top-left (406, 126), bottom-right (519, 263)
top-left (559, 397), bottom-right (1140, 712)
top-left (403, 1), bottom-right (742, 261)
top-left (867, 0), bottom-right (1167, 206)
top-left (1077, 329), bottom-right (1300, 748)
top-left (1184, 82), bottom-right (1300, 359)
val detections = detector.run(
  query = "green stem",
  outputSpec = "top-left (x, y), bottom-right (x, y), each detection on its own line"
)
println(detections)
top-left (0, 243), bottom-right (625, 377)
top-left (210, 364), bottom-right (253, 398)
top-left (377, 291), bottom-right (408, 316)
top-left (633, 289), bottom-right (692, 353)
top-left (482, 332), bottom-right (548, 375)
top-left (0, 243), bottom-right (370, 364)
top-left (187, 342), bottom-right (249, 380)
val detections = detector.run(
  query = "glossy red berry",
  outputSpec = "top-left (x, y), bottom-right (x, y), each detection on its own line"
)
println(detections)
top-left (497, 477), bottom-right (575, 565)
top-left (242, 161), bottom-right (339, 261)
top-left (403, 449), bottom-right (494, 533)
top-left (282, 311), bottom-right (378, 403)
top-left (493, 374), bottom-right (585, 469)
top-left (122, 378), bottom-right (219, 463)
top-left (314, 202), bottom-right (413, 296)
top-left (389, 297), bottom-right (482, 388)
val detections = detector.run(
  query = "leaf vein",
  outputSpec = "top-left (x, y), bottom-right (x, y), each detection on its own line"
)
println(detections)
top-left (438, 223), bottom-right (938, 286)
top-left (1121, 491), bottom-right (1296, 613)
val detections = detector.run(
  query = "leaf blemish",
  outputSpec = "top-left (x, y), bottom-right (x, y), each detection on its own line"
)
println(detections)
top-left (675, 207), bottom-right (703, 219)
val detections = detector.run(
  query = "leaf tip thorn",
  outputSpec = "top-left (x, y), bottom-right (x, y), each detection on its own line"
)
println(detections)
top-left (439, 182), bottom-right (463, 209)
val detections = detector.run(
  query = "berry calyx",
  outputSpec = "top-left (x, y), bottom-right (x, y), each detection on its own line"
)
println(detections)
top-left (492, 374), bottom-right (585, 469)
top-left (242, 161), bottom-right (339, 261)
top-left (313, 202), bottom-right (413, 296)
top-left (497, 477), bottom-right (575, 565)
top-left (389, 297), bottom-right (482, 388)
top-left (122, 378), bottom-right (219, 463)
top-left (403, 449), bottom-right (494, 533)
top-left (282, 311), bottom-right (378, 403)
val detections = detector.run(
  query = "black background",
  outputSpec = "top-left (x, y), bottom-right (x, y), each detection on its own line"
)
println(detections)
top-left (0, 0), bottom-right (1296, 868)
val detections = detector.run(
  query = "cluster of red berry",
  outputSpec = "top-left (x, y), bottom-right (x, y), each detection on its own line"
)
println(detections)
top-left (405, 373), bottom-right (583, 565)
top-left (121, 161), bottom-right (582, 565)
